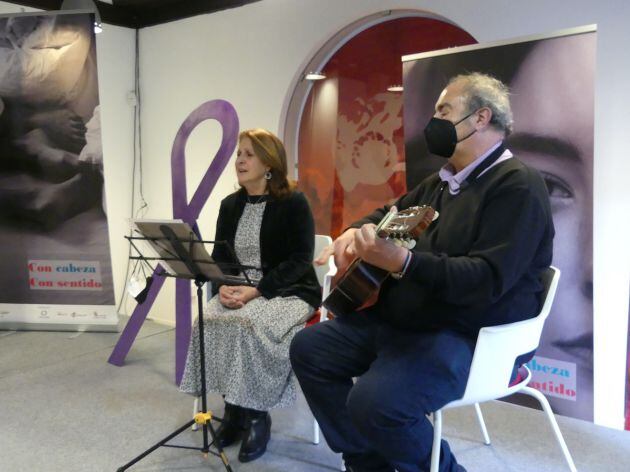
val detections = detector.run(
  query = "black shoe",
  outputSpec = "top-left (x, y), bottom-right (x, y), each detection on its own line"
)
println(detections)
top-left (214, 402), bottom-right (245, 448)
top-left (238, 410), bottom-right (271, 463)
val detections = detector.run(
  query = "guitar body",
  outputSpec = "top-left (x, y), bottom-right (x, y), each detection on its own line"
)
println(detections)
top-left (323, 259), bottom-right (389, 316)
top-left (322, 205), bottom-right (437, 317)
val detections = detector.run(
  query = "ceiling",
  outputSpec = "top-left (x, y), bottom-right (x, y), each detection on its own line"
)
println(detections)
top-left (6, 0), bottom-right (262, 28)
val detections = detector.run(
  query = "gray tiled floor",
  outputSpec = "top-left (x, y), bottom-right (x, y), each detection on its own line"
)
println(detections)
top-left (1, 318), bottom-right (629, 471)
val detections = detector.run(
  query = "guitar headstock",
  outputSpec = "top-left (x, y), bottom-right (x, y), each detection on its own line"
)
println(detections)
top-left (376, 206), bottom-right (438, 249)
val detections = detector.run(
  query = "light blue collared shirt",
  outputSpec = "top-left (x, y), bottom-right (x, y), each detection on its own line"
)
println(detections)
top-left (438, 141), bottom-right (513, 195)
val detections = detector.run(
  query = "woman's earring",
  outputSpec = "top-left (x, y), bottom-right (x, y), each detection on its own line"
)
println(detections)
top-left (264, 171), bottom-right (272, 180)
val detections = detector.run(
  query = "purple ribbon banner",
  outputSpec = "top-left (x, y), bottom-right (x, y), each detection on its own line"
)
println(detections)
top-left (108, 100), bottom-right (239, 384)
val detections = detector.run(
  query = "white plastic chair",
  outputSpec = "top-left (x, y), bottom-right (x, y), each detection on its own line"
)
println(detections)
top-left (192, 234), bottom-right (338, 443)
top-left (430, 266), bottom-right (577, 472)
top-left (311, 235), bottom-right (344, 470)
top-left (310, 234), bottom-right (337, 444)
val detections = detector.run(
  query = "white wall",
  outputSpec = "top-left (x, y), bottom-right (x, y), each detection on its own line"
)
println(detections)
top-left (136, 0), bottom-right (630, 430)
top-left (95, 25), bottom-right (137, 318)
top-left (0, 2), bottom-right (137, 323)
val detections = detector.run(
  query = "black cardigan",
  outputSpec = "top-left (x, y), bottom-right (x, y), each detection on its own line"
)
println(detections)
top-left (352, 157), bottom-right (554, 338)
top-left (210, 188), bottom-right (321, 309)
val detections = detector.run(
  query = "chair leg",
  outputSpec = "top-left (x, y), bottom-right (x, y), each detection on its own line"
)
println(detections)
top-left (520, 386), bottom-right (577, 472)
top-left (474, 403), bottom-right (491, 445)
top-left (191, 396), bottom-right (200, 431)
top-left (313, 419), bottom-right (320, 445)
top-left (430, 410), bottom-right (443, 472)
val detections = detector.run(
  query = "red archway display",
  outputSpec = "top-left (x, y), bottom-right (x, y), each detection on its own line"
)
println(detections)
top-left (296, 16), bottom-right (475, 237)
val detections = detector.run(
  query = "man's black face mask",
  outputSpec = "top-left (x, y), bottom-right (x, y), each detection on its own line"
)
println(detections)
top-left (423, 111), bottom-right (477, 158)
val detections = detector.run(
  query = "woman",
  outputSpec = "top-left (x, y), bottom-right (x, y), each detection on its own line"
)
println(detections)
top-left (179, 128), bottom-right (321, 462)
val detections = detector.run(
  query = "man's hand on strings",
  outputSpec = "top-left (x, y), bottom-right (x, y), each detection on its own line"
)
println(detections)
top-left (353, 210), bottom-right (409, 273)
top-left (314, 228), bottom-right (358, 271)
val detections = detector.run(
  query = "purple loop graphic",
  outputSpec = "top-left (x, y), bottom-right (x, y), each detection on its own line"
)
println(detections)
top-left (172, 100), bottom-right (239, 222)
top-left (109, 99), bottom-right (239, 384)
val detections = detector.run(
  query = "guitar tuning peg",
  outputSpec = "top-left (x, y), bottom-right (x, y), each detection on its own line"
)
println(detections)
top-left (393, 239), bottom-right (403, 247)
top-left (407, 239), bottom-right (416, 249)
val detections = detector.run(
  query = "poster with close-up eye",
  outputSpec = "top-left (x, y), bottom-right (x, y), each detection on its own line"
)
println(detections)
top-left (0, 12), bottom-right (116, 331)
top-left (402, 29), bottom-right (595, 421)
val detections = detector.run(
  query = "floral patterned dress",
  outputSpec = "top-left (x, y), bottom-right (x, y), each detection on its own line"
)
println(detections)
top-left (179, 200), bottom-right (314, 410)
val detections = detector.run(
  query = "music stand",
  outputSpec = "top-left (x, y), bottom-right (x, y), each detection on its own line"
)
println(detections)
top-left (117, 219), bottom-right (256, 471)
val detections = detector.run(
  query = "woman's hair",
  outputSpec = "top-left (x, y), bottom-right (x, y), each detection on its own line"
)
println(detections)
top-left (239, 128), bottom-right (296, 199)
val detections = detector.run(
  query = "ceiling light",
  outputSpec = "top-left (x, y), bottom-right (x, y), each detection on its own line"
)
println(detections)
top-left (387, 85), bottom-right (404, 92)
top-left (305, 72), bottom-right (326, 81)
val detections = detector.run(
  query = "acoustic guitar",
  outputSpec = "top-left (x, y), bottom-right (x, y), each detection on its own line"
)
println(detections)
top-left (322, 206), bottom-right (437, 317)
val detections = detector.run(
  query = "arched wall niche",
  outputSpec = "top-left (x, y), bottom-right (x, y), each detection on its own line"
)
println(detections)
top-left (280, 10), bottom-right (476, 236)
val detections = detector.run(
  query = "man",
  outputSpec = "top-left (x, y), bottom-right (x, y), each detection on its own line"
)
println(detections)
top-left (290, 73), bottom-right (554, 472)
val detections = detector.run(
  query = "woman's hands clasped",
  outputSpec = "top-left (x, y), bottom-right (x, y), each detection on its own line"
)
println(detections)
top-left (219, 285), bottom-right (261, 309)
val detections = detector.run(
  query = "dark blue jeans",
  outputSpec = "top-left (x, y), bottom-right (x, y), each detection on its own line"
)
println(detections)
top-left (290, 311), bottom-right (475, 472)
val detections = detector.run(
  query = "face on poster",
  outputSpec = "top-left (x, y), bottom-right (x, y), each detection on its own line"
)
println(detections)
top-left (0, 12), bottom-right (114, 313)
top-left (403, 31), bottom-right (595, 420)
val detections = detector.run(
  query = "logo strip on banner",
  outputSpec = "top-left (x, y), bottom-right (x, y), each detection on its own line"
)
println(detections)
top-left (0, 303), bottom-right (117, 331)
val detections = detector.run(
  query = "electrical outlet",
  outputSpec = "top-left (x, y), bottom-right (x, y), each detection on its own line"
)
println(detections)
top-left (126, 91), bottom-right (137, 107)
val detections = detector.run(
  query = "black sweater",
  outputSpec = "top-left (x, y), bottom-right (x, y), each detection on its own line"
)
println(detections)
top-left (211, 188), bottom-right (321, 309)
top-left (353, 157), bottom-right (554, 338)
